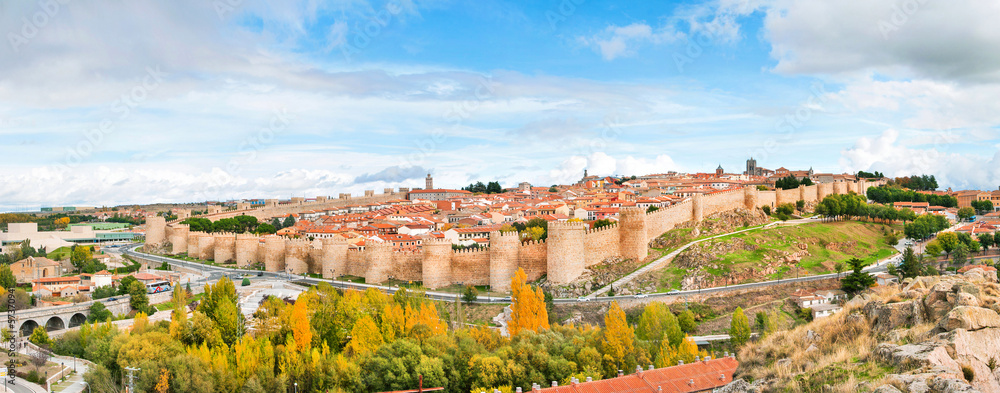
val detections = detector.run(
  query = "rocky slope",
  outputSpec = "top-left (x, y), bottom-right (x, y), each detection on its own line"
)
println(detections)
top-left (728, 267), bottom-right (1000, 392)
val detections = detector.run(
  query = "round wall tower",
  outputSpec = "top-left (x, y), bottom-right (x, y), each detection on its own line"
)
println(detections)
top-left (833, 181), bottom-right (848, 195)
top-left (618, 207), bottom-right (649, 263)
top-left (235, 234), bottom-right (258, 267)
top-left (264, 236), bottom-right (286, 272)
top-left (144, 216), bottom-right (166, 251)
top-left (488, 231), bottom-right (520, 292)
top-left (213, 233), bottom-right (236, 264)
top-left (422, 238), bottom-right (453, 289)
top-left (546, 221), bottom-right (586, 285)
top-left (799, 184), bottom-right (806, 201)
top-left (818, 182), bottom-right (832, 201)
top-left (320, 238), bottom-right (349, 278)
top-left (364, 240), bottom-right (393, 284)
top-left (744, 186), bottom-right (759, 210)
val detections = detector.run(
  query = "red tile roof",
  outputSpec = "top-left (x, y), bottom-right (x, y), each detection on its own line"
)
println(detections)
top-left (533, 357), bottom-right (738, 393)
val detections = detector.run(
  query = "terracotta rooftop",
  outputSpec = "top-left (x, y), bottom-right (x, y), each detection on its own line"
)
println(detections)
top-left (532, 357), bottom-right (738, 393)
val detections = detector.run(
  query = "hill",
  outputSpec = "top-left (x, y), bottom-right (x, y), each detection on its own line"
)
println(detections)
top-left (639, 220), bottom-right (900, 292)
top-left (728, 267), bottom-right (1000, 392)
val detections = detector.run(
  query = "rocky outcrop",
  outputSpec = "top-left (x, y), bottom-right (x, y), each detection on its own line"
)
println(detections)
top-left (934, 306), bottom-right (1000, 333)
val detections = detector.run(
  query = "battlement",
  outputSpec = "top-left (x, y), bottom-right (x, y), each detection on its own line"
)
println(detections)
top-left (423, 237), bottom-right (454, 246)
top-left (585, 222), bottom-right (618, 234)
top-left (321, 237), bottom-right (349, 245)
top-left (519, 238), bottom-right (546, 247)
top-left (452, 247), bottom-right (490, 255)
top-left (547, 221), bottom-right (587, 231)
top-left (489, 230), bottom-right (520, 239)
top-left (235, 233), bottom-right (258, 240)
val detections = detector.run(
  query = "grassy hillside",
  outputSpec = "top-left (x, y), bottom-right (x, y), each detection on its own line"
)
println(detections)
top-left (654, 220), bottom-right (900, 290)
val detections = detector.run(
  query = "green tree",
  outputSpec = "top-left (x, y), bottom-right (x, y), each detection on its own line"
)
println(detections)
top-left (28, 326), bottom-right (50, 347)
top-left (841, 258), bottom-right (876, 295)
top-left (899, 247), bottom-right (923, 278)
top-left (91, 285), bottom-right (116, 299)
top-left (795, 200), bottom-right (805, 211)
top-left (952, 244), bottom-right (969, 266)
top-left (646, 206), bottom-right (659, 213)
top-left (71, 245), bottom-right (93, 273)
top-left (118, 275), bottom-right (139, 295)
top-left (0, 264), bottom-right (15, 289)
top-left (87, 302), bottom-right (114, 323)
top-left (834, 261), bottom-right (846, 278)
top-left (128, 281), bottom-right (150, 312)
top-left (938, 232), bottom-right (960, 258)
top-left (729, 307), bottom-right (751, 347)
top-left (282, 215), bottom-right (296, 229)
top-left (636, 303), bottom-right (668, 342)
top-left (461, 285), bottom-right (479, 304)
top-left (678, 309), bottom-right (697, 333)
top-left (958, 207), bottom-right (975, 221)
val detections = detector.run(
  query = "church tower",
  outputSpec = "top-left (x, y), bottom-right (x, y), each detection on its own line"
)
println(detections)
top-left (425, 173), bottom-right (433, 190)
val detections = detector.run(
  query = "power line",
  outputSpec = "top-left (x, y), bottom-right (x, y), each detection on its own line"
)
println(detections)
top-left (124, 366), bottom-right (140, 393)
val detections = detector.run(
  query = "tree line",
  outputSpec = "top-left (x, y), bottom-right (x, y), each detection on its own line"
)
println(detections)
top-left (181, 216), bottom-right (279, 235)
top-left (866, 186), bottom-right (957, 207)
top-left (774, 175), bottom-right (814, 190)
top-left (49, 269), bottom-right (727, 393)
top-left (890, 174), bottom-right (939, 191)
top-left (462, 181), bottom-right (503, 194)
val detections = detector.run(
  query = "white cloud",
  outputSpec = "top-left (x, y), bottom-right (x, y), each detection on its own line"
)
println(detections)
top-left (840, 129), bottom-right (1000, 190)
top-left (547, 152), bottom-right (681, 184)
top-left (763, 0), bottom-right (1000, 82)
top-left (580, 23), bottom-right (682, 61)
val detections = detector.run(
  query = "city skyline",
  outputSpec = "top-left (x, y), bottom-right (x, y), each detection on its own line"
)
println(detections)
top-left (1, 1), bottom-right (999, 209)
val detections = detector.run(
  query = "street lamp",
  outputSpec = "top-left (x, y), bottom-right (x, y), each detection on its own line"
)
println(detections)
top-left (294, 382), bottom-right (298, 393)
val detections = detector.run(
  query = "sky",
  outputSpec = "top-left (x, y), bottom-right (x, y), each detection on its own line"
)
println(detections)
top-left (1, 0), bottom-right (999, 210)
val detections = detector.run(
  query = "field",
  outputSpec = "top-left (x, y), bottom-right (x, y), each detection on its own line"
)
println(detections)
top-left (653, 220), bottom-right (900, 291)
top-left (47, 246), bottom-right (72, 260)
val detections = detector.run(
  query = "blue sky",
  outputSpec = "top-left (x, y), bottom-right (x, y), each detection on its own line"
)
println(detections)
top-left (1, 0), bottom-right (999, 210)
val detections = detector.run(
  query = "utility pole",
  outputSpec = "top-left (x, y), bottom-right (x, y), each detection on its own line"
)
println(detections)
top-left (124, 366), bottom-right (140, 393)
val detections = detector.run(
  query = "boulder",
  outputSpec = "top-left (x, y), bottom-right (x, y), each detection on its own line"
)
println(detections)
top-left (874, 342), bottom-right (961, 371)
top-left (954, 282), bottom-right (982, 298)
top-left (930, 376), bottom-right (982, 392)
top-left (872, 385), bottom-right (902, 393)
top-left (715, 379), bottom-right (761, 393)
top-left (868, 301), bottom-right (920, 333)
top-left (925, 283), bottom-right (954, 321)
top-left (955, 292), bottom-right (980, 307)
top-left (935, 307), bottom-right (1000, 332)
top-left (885, 373), bottom-right (932, 393)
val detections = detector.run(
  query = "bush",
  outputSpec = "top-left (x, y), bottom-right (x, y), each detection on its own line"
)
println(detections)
top-left (25, 370), bottom-right (39, 384)
top-left (795, 200), bottom-right (805, 211)
top-left (461, 285), bottom-right (478, 304)
top-left (242, 278), bottom-right (251, 286)
top-left (796, 307), bottom-right (814, 322)
top-left (963, 365), bottom-right (975, 382)
top-left (761, 205), bottom-right (771, 215)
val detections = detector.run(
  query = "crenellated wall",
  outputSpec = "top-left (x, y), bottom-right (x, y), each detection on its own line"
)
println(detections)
top-left (146, 179), bottom-right (885, 292)
top-left (450, 247), bottom-right (490, 286)
top-left (144, 216), bottom-right (166, 251)
top-left (584, 223), bottom-right (620, 266)
top-left (213, 233), bottom-right (236, 264)
top-left (235, 234), bottom-right (258, 267)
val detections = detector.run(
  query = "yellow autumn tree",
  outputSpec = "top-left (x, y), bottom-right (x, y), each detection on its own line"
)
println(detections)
top-left (291, 297), bottom-right (312, 352)
top-left (508, 268), bottom-right (549, 336)
top-left (404, 302), bottom-right (447, 337)
top-left (132, 312), bottom-right (149, 334)
top-left (345, 315), bottom-right (383, 357)
top-left (381, 302), bottom-right (405, 342)
top-left (655, 339), bottom-right (679, 368)
top-left (677, 335), bottom-right (708, 364)
top-left (154, 369), bottom-right (169, 393)
top-left (601, 301), bottom-right (634, 368)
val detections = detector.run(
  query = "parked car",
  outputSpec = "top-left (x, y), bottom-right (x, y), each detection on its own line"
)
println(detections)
top-left (576, 296), bottom-right (590, 302)
top-left (634, 293), bottom-right (648, 299)
top-left (668, 289), bottom-right (681, 294)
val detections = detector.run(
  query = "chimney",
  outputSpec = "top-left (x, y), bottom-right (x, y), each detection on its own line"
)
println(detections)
top-left (552, 382), bottom-right (558, 387)
top-left (648, 365), bottom-right (654, 371)
top-left (705, 356), bottom-right (711, 361)
top-left (678, 360), bottom-right (684, 365)
top-left (688, 379), bottom-right (695, 386)
top-left (618, 370), bottom-right (624, 377)
top-left (516, 388), bottom-right (522, 393)
top-left (586, 377), bottom-right (592, 382)
top-left (636, 365), bottom-right (643, 374)
top-left (695, 356), bottom-right (700, 362)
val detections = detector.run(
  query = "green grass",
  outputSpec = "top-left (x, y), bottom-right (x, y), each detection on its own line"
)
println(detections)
top-left (655, 221), bottom-right (900, 290)
top-left (46, 246), bottom-right (71, 260)
top-left (153, 292), bottom-right (204, 311)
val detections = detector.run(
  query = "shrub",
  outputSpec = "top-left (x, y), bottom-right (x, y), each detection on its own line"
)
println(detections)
top-left (25, 370), bottom-right (39, 384)
top-left (761, 205), bottom-right (771, 215)
top-left (242, 278), bottom-right (251, 286)
top-left (962, 365), bottom-right (975, 382)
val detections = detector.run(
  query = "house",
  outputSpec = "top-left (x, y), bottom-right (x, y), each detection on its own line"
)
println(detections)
top-left (10, 256), bottom-right (63, 283)
top-left (811, 303), bottom-right (843, 319)
top-left (789, 289), bottom-right (826, 307)
top-left (875, 273), bottom-right (898, 286)
top-left (532, 356), bottom-right (738, 393)
top-left (32, 276), bottom-right (84, 298)
top-left (814, 289), bottom-right (847, 303)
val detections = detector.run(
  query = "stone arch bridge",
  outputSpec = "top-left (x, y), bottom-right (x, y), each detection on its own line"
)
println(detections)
top-left (14, 298), bottom-right (131, 336)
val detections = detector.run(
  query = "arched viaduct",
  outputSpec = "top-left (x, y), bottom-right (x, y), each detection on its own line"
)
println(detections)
top-left (14, 298), bottom-right (131, 336)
